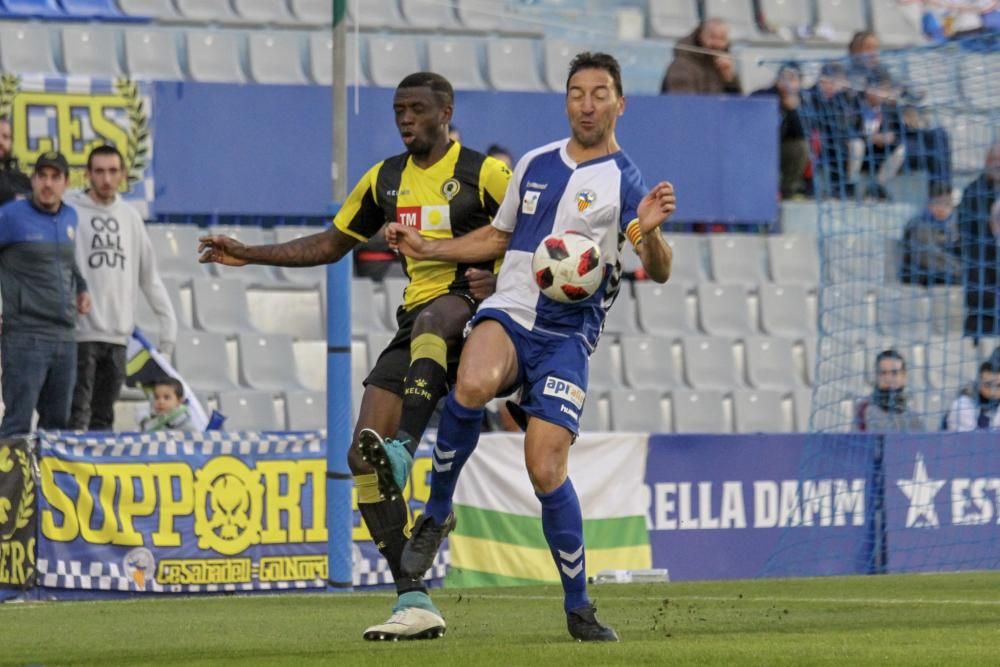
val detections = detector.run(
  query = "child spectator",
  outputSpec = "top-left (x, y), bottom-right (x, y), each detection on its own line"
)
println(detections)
top-left (139, 377), bottom-right (197, 432)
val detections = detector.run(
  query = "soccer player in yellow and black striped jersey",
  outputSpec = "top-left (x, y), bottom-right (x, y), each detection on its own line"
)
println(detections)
top-left (198, 72), bottom-right (510, 641)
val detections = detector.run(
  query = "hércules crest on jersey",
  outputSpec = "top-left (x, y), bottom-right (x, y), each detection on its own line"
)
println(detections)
top-left (576, 189), bottom-right (596, 212)
top-left (441, 178), bottom-right (461, 201)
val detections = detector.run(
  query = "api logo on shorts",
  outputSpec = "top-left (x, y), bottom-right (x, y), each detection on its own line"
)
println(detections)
top-left (543, 376), bottom-right (585, 410)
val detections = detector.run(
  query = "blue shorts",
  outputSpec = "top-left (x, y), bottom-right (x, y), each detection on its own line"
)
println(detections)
top-left (473, 308), bottom-right (590, 436)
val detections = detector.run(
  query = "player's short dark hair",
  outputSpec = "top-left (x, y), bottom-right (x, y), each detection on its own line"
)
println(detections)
top-left (87, 144), bottom-right (125, 170)
top-left (152, 377), bottom-right (184, 400)
top-left (566, 52), bottom-right (623, 97)
top-left (928, 180), bottom-right (952, 200)
top-left (396, 72), bottom-right (454, 107)
top-left (875, 349), bottom-right (906, 371)
top-left (487, 143), bottom-right (511, 157)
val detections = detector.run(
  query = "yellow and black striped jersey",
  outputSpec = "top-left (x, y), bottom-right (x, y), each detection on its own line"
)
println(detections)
top-left (334, 141), bottom-right (511, 309)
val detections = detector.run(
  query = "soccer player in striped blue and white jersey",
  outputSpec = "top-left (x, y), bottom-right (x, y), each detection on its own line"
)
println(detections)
top-left (385, 52), bottom-right (676, 642)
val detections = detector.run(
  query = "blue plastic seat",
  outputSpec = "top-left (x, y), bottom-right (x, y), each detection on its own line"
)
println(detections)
top-left (59, 0), bottom-right (123, 19)
top-left (2, 0), bottom-right (63, 18)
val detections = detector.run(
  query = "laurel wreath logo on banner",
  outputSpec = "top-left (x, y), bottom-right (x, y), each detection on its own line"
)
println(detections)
top-left (0, 445), bottom-right (34, 541)
top-left (114, 78), bottom-right (150, 187)
top-left (0, 73), bottom-right (20, 121)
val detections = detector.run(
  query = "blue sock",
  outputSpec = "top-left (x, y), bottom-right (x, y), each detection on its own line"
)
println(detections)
top-left (425, 392), bottom-right (483, 524)
top-left (538, 477), bottom-right (590, 612)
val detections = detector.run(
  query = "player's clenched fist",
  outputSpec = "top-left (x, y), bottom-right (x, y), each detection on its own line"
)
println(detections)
top-left (637, 181), bottom-right (676, 234)
top-left (385, 222), bottom-right (429, 260)
top-left (198, 235), bottom-right (249, 267)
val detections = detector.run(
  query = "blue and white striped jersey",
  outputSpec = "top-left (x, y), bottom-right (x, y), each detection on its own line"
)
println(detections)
top-left (478, 138), bottom-right (647, 350)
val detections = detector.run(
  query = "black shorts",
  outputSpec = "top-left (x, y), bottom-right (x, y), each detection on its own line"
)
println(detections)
top-left (363, 293), bottom-right (477, 396)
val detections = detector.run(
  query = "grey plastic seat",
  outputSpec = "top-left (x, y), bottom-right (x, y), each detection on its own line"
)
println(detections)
top-left (146, 225), bottom-right (210, 278)
top-left (351, 339), bottom-right (368, 418)
top-left (0, 24), bottom-right (57, 74)
top-left (368, 34), bottom-right (424, 88)
top-left (649, 0), bottom-right (700, 38)
top-left (400, 0), bottom-right (459, 29)
top-left (635, 281), bottom-right (696, 336)
top-left (818, 282), bottom-right (874, 338)
top-left (271, 226), bottom-right (327, 285)
top-left (544, 38), bottom-right (589, 92)
top-left (928, 286), bottom-right (966, 337)
top-left (118, 0), bottom-right (180, 20)
top-left (186, 31), bottom-right (246, 83)
top-left (697, 284), bottom-right (756, 337)
top-left (875, 285), bottom-right (932, 341)
top-left (456, 0), bottom-right (505, 30)
top-left (671, 389), bottom-right (728, 433)
top-left (759, 283), bottom-right (815, 338)
top-left (238, 333), bottom-right (305, 391)
top-left (233, 0), bottom-right (296, 23)
top-left (925, 338), bottom-right (979, 391)
top-left (682, 336), bottom-right (741, 390)
top-left (191, 277), bottom-right (257, 334)
top-left (347, 0), bottom-right (404, 28)
top-left (247, 286), bottom-right (324, 340)
top-left (577, 395), bottom-right (607, 433)
top-left (427, 38), bottom-right (486, 91)
top-left (487, 38), bottom-right (546, 92)
top-left (609, 389), bottom-right (667, 432)
top-left (175, 0), bottom-right (246, 23)
top-left (768, 235), bottom-right (820, 286)
top-left (604, 288), bottom-right (642, 337)
top-left (160, 276), bottom-right (193, 331)
top-left (621, 335), bottom-right (681, 389)
top-left (249, 32), bottom-right (307, 84)
top-left (871, 0), bottom-right (925, 47)
top-left (814, 335), bottom-right (868, 397)
top-left (174, 331), bottom-right (240, 393)
top-left (351, 279), bottom-right (391, 335)
top-left (289, 0), bottom-right (331, 25)
top-left (218, 390), bottom-right (281, 430)
top-left (589, 342), bottom-right (622, 393)
top-left (61, 25), bottom-right (122, 76)
top-left (745, 336), bottom-right (802, 390)
top-left (206, 226), bottom-right (281, 286)
top-left (125, 28), bottom-right (184, 80)
top-left (709, 235), bottom-right (767, 284)
top-left (815, 0), bottom-right (867, 44)
top-left (664, 234), bottom-right (706, 286)
top-left (824, 234), bottom-right (888, 285)
top-left (733, 389), bottom-right (789, 433)
top-left (703, 0), bottom-right (766, 42)
top-left (285, 389), bottom-right (325, 430)
top-left (758, 0), bottom-right (809, 40)
top-left (793, 387), bottom-right (812, 431)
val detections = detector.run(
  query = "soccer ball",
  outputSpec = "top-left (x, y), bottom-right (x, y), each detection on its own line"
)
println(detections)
top-left (531, 230), bottom-right (604, 303)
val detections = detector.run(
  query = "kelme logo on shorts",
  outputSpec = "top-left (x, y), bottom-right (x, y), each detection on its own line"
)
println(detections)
top-left (543, 376), bottom-right (585, 410)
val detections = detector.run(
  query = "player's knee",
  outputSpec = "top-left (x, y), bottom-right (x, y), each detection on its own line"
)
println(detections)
top-left (346, 446), bottom-right (371, 475)
top-left (525, 456), bottom-right (566, 494)
top-left (453, 372), bottom-right (494, 409)
top-left (412, 307), bottom-right (444, 337)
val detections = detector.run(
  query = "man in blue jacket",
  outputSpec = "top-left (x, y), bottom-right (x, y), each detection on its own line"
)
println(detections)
top-left (0, 151), bottom-right (91, 437)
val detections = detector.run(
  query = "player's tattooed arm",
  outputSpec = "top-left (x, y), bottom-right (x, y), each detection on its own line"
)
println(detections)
top-left (198, 227), bottom-right (359, 267)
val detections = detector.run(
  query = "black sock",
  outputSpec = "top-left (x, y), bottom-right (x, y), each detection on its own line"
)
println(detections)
top-left (355, 473), bottom-right (426, 596)
top-left (399, 356), bottom-right (449, 457)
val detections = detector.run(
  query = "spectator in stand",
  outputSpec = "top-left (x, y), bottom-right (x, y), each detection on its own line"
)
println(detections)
top-left (139, 377), bottom-right (197, 432)
top-left (661, 18), bottom-right (742, 95)
top-left (486, 144), bottom-right (514, 170)
top-left (68, 145), bottom-right (177, 432)
top-left (854, 349), bottom-right (924, 432)
top-left (0, 151), bottom-right (91, 437)
top-left (800, 62), bottom-right (865, 198)
top-left (900, 180), bottom-right (963, 285)
top-left (944, 360), bottom-right (1000, 431)
top-left (752, 62), bottom-right (809, 198)
top-left (0, 117), bottom-right (31, 206)
top-left (958, 142), bottom-right (1000, 337)
top-left (857, 71), bottom-right (906, 200)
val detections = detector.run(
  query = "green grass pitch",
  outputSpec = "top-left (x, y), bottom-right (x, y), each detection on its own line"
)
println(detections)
top-left (3, 572), bottom-right (999, 666)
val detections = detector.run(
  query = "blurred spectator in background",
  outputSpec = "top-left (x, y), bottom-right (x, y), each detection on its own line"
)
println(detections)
top-left (0, 117), bottom-right (30, 205)
top-left (0, 151), bottom-right (90, 437)
top-left (958, 142), bottom-right (1000, 337)
top-left (661, 18), bottom-right (742, 94)
top-left (944, 360), bottom-right (1000, 430)
top-left (752, 62), bottom-right (809, 198)
top-left (854, 349), bottom-right (924, 432)
top-left (900, 180), bottom-right (962, 285)
top-left (800, 62), bottom-right (865, 197)
top-left (486, 144), bottom-right (514, 170)
top-left (857, 72), bottom-right (906, 200)
top-left (69, 145), bottom-right (177, 432)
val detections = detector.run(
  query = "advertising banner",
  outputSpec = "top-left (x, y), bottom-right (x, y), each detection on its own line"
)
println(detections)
top-left (884, 432), bottom-right (1000, 573)
top-left (0, 438), bottom-right (37, 592)
top-left (645, 434), bottom-right (877, 580)
top-left (36, 431), bottom-right (327, 593)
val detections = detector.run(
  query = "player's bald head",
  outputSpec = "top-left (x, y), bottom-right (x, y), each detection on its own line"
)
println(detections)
top-left (396, 72), bottom-right (454, 109)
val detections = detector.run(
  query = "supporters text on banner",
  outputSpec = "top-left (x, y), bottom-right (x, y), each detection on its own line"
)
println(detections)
top-left (0, 438), bottom-right (37, 590)
top-left (36, 431), bottom-right (327, 593)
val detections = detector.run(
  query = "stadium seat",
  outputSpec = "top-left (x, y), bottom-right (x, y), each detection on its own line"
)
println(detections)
top-left (351, 279), bottom-right (391, 335)
top-left (635, 281), bottom-right (697, 336)
top-left (745, 336), bottom-right (803, 390)
top-left (759, 283), bottom-right (815, 338)
top-left (697, 283), bottom-right (756, 337)
top-left (308, 31), bottom-right (365, 86)
top-left (682, 336), bottom-right (741, 390)
top-left (814, 0), bottom-right (867, 44)
top-left (904, 48), bottom-right (958, 109)
top-left (347, 0), bottom-right (404, 29)
top-left (486, 38), bottom-right (546, 92)
top-left (351, 338), bottom-right (367, 418)
top-left (767, 234), bottom-right (820, 286)
top-left (364, 331), bottom-right (394, 369)
top-left (664, 234), bottom-right (706, 286)
top-left (455, 0), bottom-right (503, 30)
top-left (589, 340), bottom-right (623, 392)
top-left (871, 0), bottom-right (925, 47)
top-left (117, 0), bottom-right (180, 20)
top-left (368, 34), bottom-right (425, 89)
top-left (233, 0), bottom-right (296, 24)
top-left (792, 387), bottom-right (812, 431)
top-left (620, 334), bottom-right (681, 389)
top-left (609, 389), bottom-right (667, 432)
top-left (61, 0), bottom-right (124, 18)
top-left (427, 37), bottom-right (487, 91)
top-left (758, 0), bottom-right (810, 41)
top-left (205, 226), bottom-right (281, 286)
top-left (400, 0), bottom-right (459, 29)
top-left (125, 28), bottom-right (184, 80)
top-left (814, 335), bottom-right (868, 397)
top-left (174, 332), bottom-right (240, 393)
top-left (617, 41), bottom-right (676, 96)
top-left (709, 235), bottom-right (767, 284)
top-left (247, 287), bottom-right (324, 340)
top-left (2, 0), bottom-right (62, 18)
top-left (186, 30), bottom-right (247, 83)
top-left (237, 333), bottom-right (305, 391)
top-left (175, 0), bottom-right (246, 23)
top-left (916, 390), bottom-right (948, 432)
top-left (60, 25), bottom-right (122, 77)
top-left (161, 276), bottom-right (193, 331)
top-left (925, 337), bottom-right (979, 391)
top-left (0, 24), bottom-right (57, 74)
top-left (218, 389), bottom-right (281, 430)
top-left (191, 277), bottom-right (258, 334)
top-left (671, 389), bottom-right (728, 433)
top-left (271, 226), bottom-right (327, 285)
top-left (958, 52), bottom-right (996, 112)
top-left (818, 282), bottom-right (874, 336)
top-left (604, 288), bottom-right (643, 337)
top-left (146, 225), bottom-right (211, 279)
top-left (248, 32), bottom-right (307, 84)
top-left (875, 285), bottom-right (932, 341)
top-left (544, 38), bottom-right (589, 92)
top-left (703, 0), bottom-right (768, 42)
top-left (294, 339), bottom-right (326, 391)
top-left (578, 395), bottom-right (608, 432)
top-left (288, 0), bottom-right (330, 25)
top-left (285, 389), bottom-right (325, 430)
top-left (733, 389), bottom-right (789, 433)
top-left (648, 0), bottom-right (700, 39)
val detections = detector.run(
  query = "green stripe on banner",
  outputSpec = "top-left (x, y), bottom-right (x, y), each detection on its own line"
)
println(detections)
top-left (445, 568), bottom-right (549, 588)
top-left (453, 505), bottom-right (648, 550)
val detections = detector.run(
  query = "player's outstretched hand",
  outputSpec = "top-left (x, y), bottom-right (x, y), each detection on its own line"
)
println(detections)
top-left (465, 268), bottom-right (497, 301)
top-left (637, 181), bottom-right (676, 234)
top-left (385, 223), bottom-right (428, 259)
top-left (198, 235), bottom-right (249, 267)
